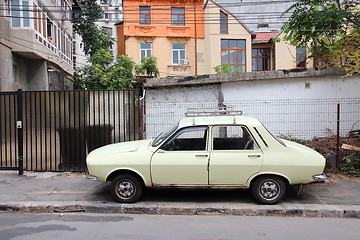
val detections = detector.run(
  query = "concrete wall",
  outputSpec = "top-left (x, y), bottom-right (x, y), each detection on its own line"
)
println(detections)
top-left (222, 74), bottom-right (360, 101)
top-left (143, 69), bottom-right (360, 140)
top-left (0, 4), bottom-right (13, 91)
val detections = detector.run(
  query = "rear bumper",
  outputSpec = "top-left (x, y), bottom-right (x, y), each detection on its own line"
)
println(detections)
top-left (313, 173), bottom-right (327, 183)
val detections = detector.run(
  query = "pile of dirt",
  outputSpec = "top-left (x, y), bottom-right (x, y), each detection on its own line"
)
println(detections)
top-left (303, 136), bottom-right (360, 172)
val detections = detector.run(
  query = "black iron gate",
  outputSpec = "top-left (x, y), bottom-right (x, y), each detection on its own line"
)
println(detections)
top-left (0, 90), bottom-right (23, 174)
top-left (0, 89), bottom-right (141, 173)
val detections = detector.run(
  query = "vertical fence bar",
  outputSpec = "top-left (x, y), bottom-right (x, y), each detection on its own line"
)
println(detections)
top-left (17, 89), bottom-right (23, 175)
top-left (336, 103), bottom-right (341, 170)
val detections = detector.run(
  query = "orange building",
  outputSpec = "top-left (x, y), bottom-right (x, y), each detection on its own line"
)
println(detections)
top-left (117, 0), bottom-right (205, 77)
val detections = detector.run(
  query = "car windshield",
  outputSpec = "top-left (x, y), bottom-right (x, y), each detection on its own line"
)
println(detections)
top-left (151, 123), bottom-right (178, 147)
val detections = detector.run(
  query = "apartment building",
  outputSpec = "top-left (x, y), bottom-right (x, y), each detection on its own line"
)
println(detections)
top-left (0, 0), bottom-right (73, 91)
top-left (117, 0), bottom-right (205, 77)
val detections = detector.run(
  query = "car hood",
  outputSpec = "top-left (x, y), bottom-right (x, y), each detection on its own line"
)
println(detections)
top-left (88, 139), bottom-right (152, 157)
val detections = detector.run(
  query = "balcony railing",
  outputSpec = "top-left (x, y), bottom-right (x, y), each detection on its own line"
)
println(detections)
top-left (166, 26), bottom-right (191, 38)
top-left (167, 64), bottom-right (191, 76)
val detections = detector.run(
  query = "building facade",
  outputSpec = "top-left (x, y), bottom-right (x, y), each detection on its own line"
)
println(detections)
top-left (0, 0), bottom-right (73, 91)
top-left (117, 0), bottom-right (205, 77)
top-left (116, 0), bottom-right (314, 77)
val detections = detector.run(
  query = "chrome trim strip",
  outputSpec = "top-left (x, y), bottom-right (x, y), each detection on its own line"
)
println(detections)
top-left (152, 184), bottom-right (247, 188)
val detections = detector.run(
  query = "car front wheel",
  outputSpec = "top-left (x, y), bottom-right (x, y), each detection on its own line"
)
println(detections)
top-left (251, 175), bottom-right (286, 205)
top-left (111, 174), bottom-right (143, 203)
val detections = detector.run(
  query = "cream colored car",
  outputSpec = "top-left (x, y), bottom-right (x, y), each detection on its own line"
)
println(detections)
top-left (86, 114), bottom-right (326, 205)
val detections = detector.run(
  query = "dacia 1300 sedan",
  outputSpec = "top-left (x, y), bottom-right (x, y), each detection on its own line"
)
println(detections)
top-left (86, 110), bottom-right (326, 205)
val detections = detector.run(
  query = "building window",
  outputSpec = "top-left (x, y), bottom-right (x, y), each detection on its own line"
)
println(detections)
top-left (220, 10), bottom-right (228, 34)
top-left (252, 48), bottom-right (271, 71)
top-left (171, 8), bottom-right (185, 26)
top-left (172, 43), bottom-right (186, 65)
top-left (296, 47), bottom-right (306, 68)
top-left (103, 12), bottom-right (112, 21)
top-left (140, 42), bottom-right (152, 61)
top-left (139, 6), bottom-right (151, 25)
top-left (10, 0), bottom-right (30, 27)
top-left (221, 39), bottom-right (246, 72)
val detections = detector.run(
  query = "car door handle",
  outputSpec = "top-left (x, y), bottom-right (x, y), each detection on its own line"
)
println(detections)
top-left (248, 154), bottom-right (261, 158)
top-left (195, 154), bottom-right (208, 157)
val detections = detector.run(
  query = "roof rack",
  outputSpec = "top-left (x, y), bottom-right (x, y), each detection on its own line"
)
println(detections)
top-left (185, 107), bottom-right (243, 117)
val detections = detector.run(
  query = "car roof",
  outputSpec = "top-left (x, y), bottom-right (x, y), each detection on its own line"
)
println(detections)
top-left (178, 115), bottom-right (263, 129)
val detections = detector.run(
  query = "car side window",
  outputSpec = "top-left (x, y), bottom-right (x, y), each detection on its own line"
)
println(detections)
top-left (160, 126), bottom-right (208, 151)
top-left (212, 125), bottom-right (257, 150)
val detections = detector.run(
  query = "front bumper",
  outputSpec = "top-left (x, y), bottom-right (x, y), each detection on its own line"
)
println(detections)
top-left (313, 173), bottom-right (327, 183)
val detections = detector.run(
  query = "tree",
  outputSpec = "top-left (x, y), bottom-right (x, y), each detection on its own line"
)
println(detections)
top-left (73, 0), bottom-right (114, 56)
top-left (282, 0), bottom-right (360, 75)
top-left (74, 49), bottom-right (135, 90)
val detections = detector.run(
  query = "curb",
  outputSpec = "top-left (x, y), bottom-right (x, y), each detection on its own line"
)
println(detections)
top-left (1, 202), bottom-right (359, 218)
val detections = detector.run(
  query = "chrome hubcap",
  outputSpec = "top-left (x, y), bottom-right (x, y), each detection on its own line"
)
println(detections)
top-left (117, 180), bottom-right (135, 198)
top-left (260, 180), bottom-right (279, 200)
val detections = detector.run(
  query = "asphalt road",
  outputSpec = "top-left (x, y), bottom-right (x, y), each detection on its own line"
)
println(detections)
top-left (0, 213), bottom-right (359, 240)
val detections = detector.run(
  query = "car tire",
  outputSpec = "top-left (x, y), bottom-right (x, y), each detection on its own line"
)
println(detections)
top-left (251, 175), bottom-right (286, 205)
top-left (111, 174), bottom-right (143, 203)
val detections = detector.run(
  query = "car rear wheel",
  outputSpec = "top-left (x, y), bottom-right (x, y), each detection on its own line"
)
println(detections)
top-left (111, 174), bottom-right (143, 203)
top-left (251, 175), bottom-right (286, 205)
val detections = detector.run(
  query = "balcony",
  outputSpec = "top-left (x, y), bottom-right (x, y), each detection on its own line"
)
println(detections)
top-left (167, 64), bottom-right (192, 76)
top-left (133, 25), bottom-right (156, 37)
top-left (167, 26), bottom-right (191, 38)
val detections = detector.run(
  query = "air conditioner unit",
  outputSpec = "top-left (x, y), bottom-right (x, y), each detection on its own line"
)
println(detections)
top-left (179, 59), bottom-right (188, 65)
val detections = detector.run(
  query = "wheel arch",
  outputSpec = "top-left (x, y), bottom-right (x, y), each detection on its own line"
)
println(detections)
top-left (248, 173), bottom-right (290, 188)
top-left (106, 169), bottom-right (147, 186)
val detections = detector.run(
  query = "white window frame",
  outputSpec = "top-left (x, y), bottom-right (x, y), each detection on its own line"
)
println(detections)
top-left (140, 42), bottom-right (152, 61)
top-left (10, 0), bottom-right (31, 28)
top-left (172, 43), bottom-right (186, 65)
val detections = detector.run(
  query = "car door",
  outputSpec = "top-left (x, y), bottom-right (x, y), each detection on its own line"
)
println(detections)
top-left (150, 126), bottom-right (209, 185)
top-left (209, 125), bottom-right (263, 185)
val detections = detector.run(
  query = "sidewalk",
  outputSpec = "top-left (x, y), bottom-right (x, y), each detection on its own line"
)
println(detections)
top-left (0, 171), bottom-right (359, 218)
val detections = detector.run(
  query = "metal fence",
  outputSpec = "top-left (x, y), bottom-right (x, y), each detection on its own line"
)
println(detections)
top-left (144, 98), bottom-right (360, 170)
top-left (2, 91), bottom-right (359, 173)
top-left (0, 90), bottom-right (141, 172)
top-left (144, 98), bottom-right (360, 140)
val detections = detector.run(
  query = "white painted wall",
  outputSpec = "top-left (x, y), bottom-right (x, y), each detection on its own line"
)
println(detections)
top-left (144, 72), bottom-right (360, 140)
top-left (222, 75), bottom-right (360, 101)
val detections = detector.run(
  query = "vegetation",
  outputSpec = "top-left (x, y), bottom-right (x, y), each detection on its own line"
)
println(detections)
top-left (342, 154), bottom-right (360, 176)
top-left (214, 64), bottom-right (232, 74)
top-left (74, 49), bottom-right (135, 90)
top-left (282, 0), bottom-right (360, 76)
top-left (73, 0), bottom-right (114, 57)
top-left (135, 56), bottom-right (160, 77)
